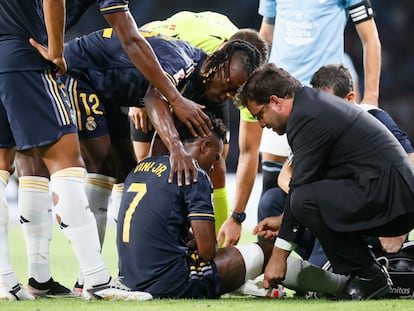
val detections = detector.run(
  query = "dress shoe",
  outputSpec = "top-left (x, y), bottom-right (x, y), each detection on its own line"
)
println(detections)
top-left (342, 265), bottom-right (392, 300)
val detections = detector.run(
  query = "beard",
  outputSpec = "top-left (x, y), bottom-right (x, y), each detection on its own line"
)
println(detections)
top-left (271, 124), bottom-right (286, 135)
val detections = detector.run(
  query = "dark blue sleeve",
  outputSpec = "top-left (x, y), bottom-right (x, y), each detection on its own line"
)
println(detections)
top-left (368, 109), bottom-right (414, 153)
top-left (66, 0), bottom-right (96, 31)
top-left (184, 171), bottom-right (215, 222)
top-left (96, 0), bottom-right (129, 14)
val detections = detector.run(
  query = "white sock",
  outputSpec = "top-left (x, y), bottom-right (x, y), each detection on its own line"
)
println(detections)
top-left (0, 171), bottom-right (19, 288)
top-left (78, 174), bottom-right (114, 287)
top-left (282, 256), bottom-right (348, 295)
top-left (18, 176), bottom-right (52, 283)
top-left (50, 168), bottom-right (109, 286)
top-left (111, 183), bottom-right (124, 223)
top-left (235, 243), bottom-right (264, 282)
top-left (85, 174), bottom-right (115, 247)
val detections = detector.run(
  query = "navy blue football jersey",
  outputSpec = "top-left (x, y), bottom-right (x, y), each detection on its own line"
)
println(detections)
top-left (64, 28), bottom-right (206, 107)
top-left (0, 1), bottom-right (51, 72)
top-left (66, 0), bottom-right (95, 31)
top-left (0, 0), bottom-right (129, 72)
top-left (66, 0), bottom-right (130, 29)
top-left (117, 155), bottom-right (215, 296)
top-left (366, 108), bottom-right (414, 153)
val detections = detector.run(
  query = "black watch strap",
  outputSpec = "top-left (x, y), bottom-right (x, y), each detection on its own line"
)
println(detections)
top-left (231, 211), bottom-right (246, 224)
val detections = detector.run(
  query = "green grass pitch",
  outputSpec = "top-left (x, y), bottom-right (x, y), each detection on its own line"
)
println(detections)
top-left (3, 224), bottom-right (413, 310)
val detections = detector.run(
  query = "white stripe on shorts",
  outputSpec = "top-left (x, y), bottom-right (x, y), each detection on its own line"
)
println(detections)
top-left (41, 69), bottom-right (71, 126)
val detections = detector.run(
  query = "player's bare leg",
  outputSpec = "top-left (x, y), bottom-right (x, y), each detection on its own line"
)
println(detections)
top-left (0, 147), bottom-right (34, 300)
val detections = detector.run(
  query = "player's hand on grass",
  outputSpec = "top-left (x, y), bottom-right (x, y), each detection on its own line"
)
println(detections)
top-left (263, 247), bottom-right (289, 289)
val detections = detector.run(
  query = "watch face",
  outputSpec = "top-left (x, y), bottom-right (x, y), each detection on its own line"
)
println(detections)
top-left (232, 211), bottom-right (246, 223)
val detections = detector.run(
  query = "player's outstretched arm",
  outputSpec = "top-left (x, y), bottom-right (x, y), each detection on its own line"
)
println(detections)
top-left (217, 217), bottom-right (242, 247)
top-left (219, 119), bottom-right (262, 246)
top-left (355, 18), bottom-right (381, 106)
top-left (103, 11), bottom-right (212, 137)
top-left (252, 216), bottom-right (282, 240)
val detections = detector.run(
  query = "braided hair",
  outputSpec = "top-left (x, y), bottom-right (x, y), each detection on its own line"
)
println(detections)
top-left (200, 39), bottom-right (263, 87)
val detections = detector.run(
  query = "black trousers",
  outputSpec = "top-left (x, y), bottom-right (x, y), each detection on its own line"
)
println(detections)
top-left (289, 182), bottom-right (414, 275)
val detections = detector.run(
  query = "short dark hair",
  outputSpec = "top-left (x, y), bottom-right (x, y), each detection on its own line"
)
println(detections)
top-left (310, 64), bottom-right (354, 98)
top-left (177, 112), bottom-right (227, 143)
top-left (228, 28), bottom-right (269, 64)
top-left (236, 63), bottom-right (301, 108)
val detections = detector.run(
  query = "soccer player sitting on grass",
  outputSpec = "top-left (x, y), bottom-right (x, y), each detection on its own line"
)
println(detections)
top-left (116, 114), bottom-right (349, 299)
top-left (17, 27), bottom-right (265, 294)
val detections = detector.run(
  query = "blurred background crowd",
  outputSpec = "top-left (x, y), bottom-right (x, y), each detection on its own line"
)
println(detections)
top-left (66, 0), bottom-right (414, 172)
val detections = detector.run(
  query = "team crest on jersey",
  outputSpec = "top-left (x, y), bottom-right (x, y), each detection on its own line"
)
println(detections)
top-left (173, 68), bottom-right (186, 82)
top-left (85, 117), bottom-right (97, 131)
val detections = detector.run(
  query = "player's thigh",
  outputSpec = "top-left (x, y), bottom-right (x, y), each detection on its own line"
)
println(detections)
top-left (104, 107), bottom-right (136, 181)
top-left (80, 135), bottom-right (111, 173)
top-left (15, 148), bottom-right (49, 177)
top-left (0, 70), bottom-right (77, 151)
top-left (40, 133), bottom-right (84, 174)
top-left (177, 253), bottom-right (220, 299)
top-left (65, 76), bottom-right (109, 138)
top-left (65, 76), bottom-right (111, 171)
top-left (0, 95), bottom-right (15, 153)
top-left (0, 147), bottom-right (15, 173)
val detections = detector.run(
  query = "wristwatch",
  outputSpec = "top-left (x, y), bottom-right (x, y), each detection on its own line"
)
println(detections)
top-left (231, 211), bottom-right (246, 224)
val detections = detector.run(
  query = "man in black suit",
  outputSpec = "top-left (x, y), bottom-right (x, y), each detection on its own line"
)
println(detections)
top-left (237, 63), bottom-right (414, 300)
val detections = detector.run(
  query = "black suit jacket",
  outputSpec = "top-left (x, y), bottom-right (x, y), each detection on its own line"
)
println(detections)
top-left (279, 87), bottom-right (414, 243)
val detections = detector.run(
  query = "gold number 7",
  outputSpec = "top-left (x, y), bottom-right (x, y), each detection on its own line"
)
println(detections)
top-left (122, 183), bottom-right (147, 243)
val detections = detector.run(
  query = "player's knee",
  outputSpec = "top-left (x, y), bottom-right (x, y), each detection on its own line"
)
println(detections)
top-left (290, 185), bottom-right (316, 222)
top-left (258, 187), bottom-right (285, 220)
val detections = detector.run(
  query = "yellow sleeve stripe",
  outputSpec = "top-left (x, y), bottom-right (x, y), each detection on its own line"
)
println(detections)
top-left (100, 5), bottom-right (128, 13)
top-left (164, 71), bottom-right (177, 88)
top-left (188, 213), bottom-right (215, 219)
